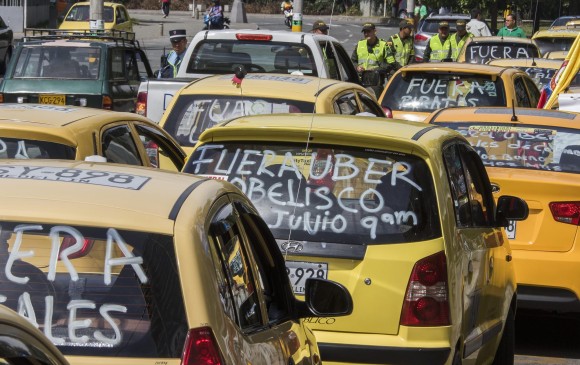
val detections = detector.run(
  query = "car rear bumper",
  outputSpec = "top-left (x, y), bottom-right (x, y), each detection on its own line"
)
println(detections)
top-left (318, 343), bottom-right (450, 365)
top-left (513, 249), bottom-right (580, 312)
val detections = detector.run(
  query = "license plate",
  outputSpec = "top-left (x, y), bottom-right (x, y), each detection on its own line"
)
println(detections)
top-left (505, 220), bottom-right (516, 239)
top-left (39, 94), bottom-right (65, 105)
top-left (285, 261), bottom-right (327, 295)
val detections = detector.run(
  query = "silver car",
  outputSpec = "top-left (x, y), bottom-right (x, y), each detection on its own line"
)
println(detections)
top-left (413, 13), bottom-right (470, 62)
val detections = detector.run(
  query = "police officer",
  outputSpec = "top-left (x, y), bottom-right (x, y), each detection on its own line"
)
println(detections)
top-left (423, 21), bottom-right (451, 62)
top-left (351, 23), bottom-right (396, 73)
top-left (158, 29), bottom-right (187, 79)
top-left (448, 19), bottom-right (473, 61)
top-left (387, 19), bottom-right (415, 69)
top-left (311, 20), bottom-right (329, 35)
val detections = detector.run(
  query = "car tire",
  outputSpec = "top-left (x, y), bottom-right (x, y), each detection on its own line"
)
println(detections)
top-left (492, 305), bottom-right (515, 365)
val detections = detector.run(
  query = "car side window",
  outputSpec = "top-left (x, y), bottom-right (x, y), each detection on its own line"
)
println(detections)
top-left (111, 48), bottom-right (125, 79)
top-left (234, 200), bottom-right (292, 324)
top-left (514, 77), bottom-right (531, 107)
top-left (319, 41), bottom-right (340, 80)
top-left (209, 204), bottom-right (265, 332)
top-left (443, 143), bottom-right (494, 228)
top-left (357, 92), bottom-right (385, 117)
top-left (134, 124), bottom-right (183, 171)
top-left (523, 76), bottom-right (540, 106)
top-left (333, 42), bottom-right (360, 84)
top-left (0, 324), bottom-right (63, 365)
top-left (334, 92), bottom-right (359, 115)
top-left (125, 50), bottom-right (140, 81)
top-left (102, 125), bottom-right (142, 165)
top-left (443, 144), bottom-right (471, 227)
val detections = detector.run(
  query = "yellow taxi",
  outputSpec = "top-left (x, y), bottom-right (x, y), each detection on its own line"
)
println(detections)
top-left (487, 57), bottom-right (563, 90)
top-left (456, 36), bottom-right (541, 64)
top-left (157, 73), bottom-right (386, 155)
top-left (0, 104), bottom-right (185, 171)
top-left (425, 107), bottom-right (580, 313)
top-left (532, 25), bottom-right (579, 56)
top-left (377, 63), bottom-right (540, 122)
top-left (58, 2), bottom-right (133, 32)
top-left (0, 304), bottom-right (70, 365)
top-left (541, 32), bottom-right (580, 111)
top-left (183, 113), bottom-right (529, 365)
top-left (0, 159), bottom-right (353, 364)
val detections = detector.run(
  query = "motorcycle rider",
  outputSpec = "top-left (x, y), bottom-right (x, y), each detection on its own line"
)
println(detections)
top-left (203, 0), bottom-right (224, 30)
top-left (281, 0), bottom-right (293, 27)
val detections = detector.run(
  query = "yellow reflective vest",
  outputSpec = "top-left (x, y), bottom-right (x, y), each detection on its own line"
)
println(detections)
top-left (355, 39), bottom-right (394, 70)
top-left (449, 32), bottom-right (473, 61)
top-left (428, 35), bottom-right (451, 62)
top-left (389, 34), bottom-right (414, 67)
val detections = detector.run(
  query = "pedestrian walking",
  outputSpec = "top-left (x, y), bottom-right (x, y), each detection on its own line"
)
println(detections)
top-left (161, 0), bottom-right (170, 18)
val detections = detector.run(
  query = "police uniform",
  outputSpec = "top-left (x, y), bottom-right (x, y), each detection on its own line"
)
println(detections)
top-left (449, 20), bottom-right (473, 61)
top-left (158, 29), bottom-right (186, 79)
top-left (423, 21), bottom-right (451, 62)
top-left (351, 23), bottom-right (396, 71)
top-left (387, 20), bottom-right (415, 68)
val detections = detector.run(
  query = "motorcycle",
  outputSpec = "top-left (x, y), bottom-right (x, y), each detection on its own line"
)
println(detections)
top-left (202, 14), bottom-right (230, 30)
top-left (283, 7), bottom-right (293, 28)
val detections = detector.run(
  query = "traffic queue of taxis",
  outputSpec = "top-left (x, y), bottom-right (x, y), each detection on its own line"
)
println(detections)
top-left (0, 16), bottom-right (577, 365)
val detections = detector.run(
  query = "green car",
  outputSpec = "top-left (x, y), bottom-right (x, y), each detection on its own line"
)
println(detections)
top-left (0, 29), bottom-right (152, 112)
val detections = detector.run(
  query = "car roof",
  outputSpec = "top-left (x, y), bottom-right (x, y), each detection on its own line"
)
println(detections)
top-left (70, 1), bottom-right (124, 7)
top-left (532, 28), bottom-right (580, 38)
top-left (192, 29), bottom-right (340, 43)
top-left (487, 58), bottom-right (563, 68)
top-left (0, 104), bottom-right (155, 144)
top-left (428, 107), bottom-right (580, 128)
top-left (0, 159), bottom-right (221, 233)
top-left (197, 113), bottom-right (459, 156)
top-left (467, 36), bottom-right (537, 45)
top-left (395, 62), bottom-right (522, 76)
top-left (425, 13), bottom-right (470, 19)
top-left (180, 73), bottom-right (368, 99)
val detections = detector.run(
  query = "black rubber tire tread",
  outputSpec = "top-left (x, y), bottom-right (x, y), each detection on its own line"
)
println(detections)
top-left (492, 305), bottom-right (515, 365)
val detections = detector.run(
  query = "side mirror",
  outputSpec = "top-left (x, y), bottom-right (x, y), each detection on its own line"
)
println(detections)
top-left (496, 195), bottom-right (529, 227)
top-left (303, 278), bottom-right (353, 317)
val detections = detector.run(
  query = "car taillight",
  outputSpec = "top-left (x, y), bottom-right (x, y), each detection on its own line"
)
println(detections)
top-left (414, 56), bottom-right (424, 62)
top-left (136, 91), bottom-right (147, 116)
top-left (181, 327), bottom-right (224, 365)
top-left (382, 106), bottom-right (393, 118)
top-left (400, 251), bottom-right (450, 326)
top-left (58, 237), bottom-right (95, 260)
top-left (414, 34), bottom-right (429, 42)
top-left (307, 148), bottom-right (334, 189)
top-left (103, 95), bottom-right (113, 110)
top-left (549, 202), bottom-right (580, 225)
top-left (236, 33), bottom-right (272, 41)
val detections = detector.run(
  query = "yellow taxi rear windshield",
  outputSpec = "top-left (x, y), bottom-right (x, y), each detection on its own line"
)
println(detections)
top-left (465, 42), bottom-right (540, 64)
top-left (186, 142), bottom-right (442, 245)
top-left (0, 138), bottom-right (75, 159)
top-left (383, 73), bottom-right (506, 113)
top-left (163, 95), bottom-right (314, 147)
top-left (0, 224), bottom-right (187, 358)
top-left (437, 122), bottom-right (580, 174)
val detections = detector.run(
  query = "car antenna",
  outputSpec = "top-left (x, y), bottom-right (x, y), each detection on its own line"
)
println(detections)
top-left (511, 101), bottom-right (518, 121)
top-left (232, 65), bottom-right (248, 115)
top-left (531, 55), bottom-right (536, 67)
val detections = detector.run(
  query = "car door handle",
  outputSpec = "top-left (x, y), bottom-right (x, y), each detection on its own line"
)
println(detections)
top-left (506, 254), bottom-right (512, 262)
